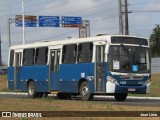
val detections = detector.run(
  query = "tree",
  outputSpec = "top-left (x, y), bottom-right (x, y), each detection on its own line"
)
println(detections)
top-left (149, 24), bottom-right (160, 57)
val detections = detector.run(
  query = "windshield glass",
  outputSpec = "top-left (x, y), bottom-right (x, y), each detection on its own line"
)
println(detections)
top-left (108, 45), bottom-right (150, 73)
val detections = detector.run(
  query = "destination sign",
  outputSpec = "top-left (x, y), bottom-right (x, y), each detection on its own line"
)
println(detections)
top-left (39, 16), bottom-right (60, 27)
top-left (62, 16), bottom-right (82, 27)
top-left (15, 15), bottom-right (37, 27)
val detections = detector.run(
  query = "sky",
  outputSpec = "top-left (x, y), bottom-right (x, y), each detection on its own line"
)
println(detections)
top-left (0, 0), bottom-right (160, 64)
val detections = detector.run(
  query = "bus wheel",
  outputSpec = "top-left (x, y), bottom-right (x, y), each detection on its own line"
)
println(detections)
top-left (114, 93), bottom-right (128, 101)
top-left (28, 81), bottom-right (37, 98)
top-left (80, 81), bottom-right (93, 101)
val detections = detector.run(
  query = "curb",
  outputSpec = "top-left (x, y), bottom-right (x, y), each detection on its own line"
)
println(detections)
top-left (95, 95), bottom-right (160, 100)
top-left (0, 92), bottom-right (160, 100)
top-left (0, 92), bottom-right (28, 95)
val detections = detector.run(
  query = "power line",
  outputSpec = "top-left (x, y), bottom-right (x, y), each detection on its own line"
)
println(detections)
top-left (133, 10), bottom-right (160, 13)
top-left (0, 0), bottom-right (117, 23)
top-left (0, 0), bottom-right (55, 11)
top-left (57, 0), bottom-right (116, 16)
top-left (129, 0), bottom-right (160, 5)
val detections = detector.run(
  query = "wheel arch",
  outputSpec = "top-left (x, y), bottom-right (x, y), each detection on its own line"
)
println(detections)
top-left (27, 79), bottom-right (34, 89)
top-left (78, 78), bottom-right (88, 92)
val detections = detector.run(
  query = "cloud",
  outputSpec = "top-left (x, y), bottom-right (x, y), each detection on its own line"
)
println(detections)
top-left (130, 14), bottom-right (149, 25)
top-left (144, 3), bottom-right (160, 11)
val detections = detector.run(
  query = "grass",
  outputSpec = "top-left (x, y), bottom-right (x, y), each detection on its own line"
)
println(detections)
top-left (129, 73), bottom-right (160, 97)
top-left (0, 74), bottom-right (160, 120)
top-left (0, 75), bottom-right (9, 92)
top-left (0, 97), bottom-right (159, 120)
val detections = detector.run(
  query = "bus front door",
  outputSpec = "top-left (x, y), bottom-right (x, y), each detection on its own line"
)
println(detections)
top-left (95, 46), bottom-right (105, 92)
top-left (14, 52), bottom-right (22, 91)
top-left (49, 50), bottom-right (60, 91)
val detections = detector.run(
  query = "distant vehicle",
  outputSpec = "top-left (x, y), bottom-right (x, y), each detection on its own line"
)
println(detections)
top-left (8, 35), bottom-right (151, 101)
top-left (0, 68), bottom-right (8, 75)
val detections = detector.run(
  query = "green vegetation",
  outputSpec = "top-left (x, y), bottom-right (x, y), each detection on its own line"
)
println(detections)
top-left (149, 24), bottom-right (160, 57)
top-left (0, 97), bottom-right (159, 120)
top-left (129, 73), bottom-right (160, 97)
top-left (0, 75), bottom-right (9, 92)
top-left (0, 74), bottom-right (160, 120)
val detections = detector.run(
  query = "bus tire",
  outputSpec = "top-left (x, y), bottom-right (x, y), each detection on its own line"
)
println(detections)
top-left (114, 93), bottom-right (128, 101)
top-left (28, 81), bottom-right (37, 98)
top-left (80, 81), bottom-right (93, 101)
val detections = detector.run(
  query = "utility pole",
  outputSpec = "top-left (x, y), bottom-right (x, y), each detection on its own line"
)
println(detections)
top-left (8, 18), bottom-right (15, 48)
top-left (118, 0), bottom-right (123, 35)
top-left (118, 0), bottom-right (131, 35)
top-left (124, 0), bottom-right (129, 35)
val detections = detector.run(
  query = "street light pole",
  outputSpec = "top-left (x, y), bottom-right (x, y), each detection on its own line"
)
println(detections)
top-left (8, 18), bottom-right (15, 47)
top-left (22, 0), bottom-right (25, 44)
top-left (8, 18), bottom-right (11, 47)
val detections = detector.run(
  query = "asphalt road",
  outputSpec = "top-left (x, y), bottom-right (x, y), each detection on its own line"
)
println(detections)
top-left (0, 93), bottom-right (160, 107)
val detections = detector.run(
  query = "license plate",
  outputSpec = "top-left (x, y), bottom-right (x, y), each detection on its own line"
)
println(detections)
top-left (128, 88), bottom-right (136, 91)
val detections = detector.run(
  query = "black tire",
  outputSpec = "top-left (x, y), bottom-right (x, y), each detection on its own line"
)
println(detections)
top-left (57, 93), bottom-right (71, 99)
top-left (28, 81), bottom-right (37, 98)
top-left (79, 81), bottom-right (93, 101)
top-left (114, 93), bottom-right (128, 101)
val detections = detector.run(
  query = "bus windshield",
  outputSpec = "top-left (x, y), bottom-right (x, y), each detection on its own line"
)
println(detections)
top-left (108, 45), bottom-right (150, 73)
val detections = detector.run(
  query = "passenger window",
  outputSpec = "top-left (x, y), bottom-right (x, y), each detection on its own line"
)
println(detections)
top-left (35, 47), bottom-right (48, 65)
top-left (78, 43), bottom-right (93, 63)
top-left (9, 50), bottom-right (14, 67)
top-left (23, 48), bottom-right (35, 66)
top-left (62, 44), bottom-right (77, 63)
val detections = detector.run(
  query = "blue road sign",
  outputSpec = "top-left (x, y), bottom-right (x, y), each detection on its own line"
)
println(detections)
top-left (15, 15), bottom-right (37, 27)
top-left (39, 16), bottom-right (60, 27)
top-left (62, 16), bottom-right (82, 24)
top-left (15, 21), bottom-right (37, 27)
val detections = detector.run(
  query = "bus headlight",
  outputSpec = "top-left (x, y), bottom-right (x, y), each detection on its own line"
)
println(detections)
top-left (143, 80), bottom-right (151, 86)
top-left (107, 76), bottom-right (119, 85)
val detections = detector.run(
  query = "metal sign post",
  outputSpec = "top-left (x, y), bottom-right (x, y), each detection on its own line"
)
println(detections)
top-left (22, 0), bottom-right (25, 44)
top-left (79, 20), bottom-right (90, 38)
top-left (79, 26), bottom-right (87, 38)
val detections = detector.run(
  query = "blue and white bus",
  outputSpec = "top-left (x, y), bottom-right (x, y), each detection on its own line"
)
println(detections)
top-left (8, 35), bottom-right (151, 101)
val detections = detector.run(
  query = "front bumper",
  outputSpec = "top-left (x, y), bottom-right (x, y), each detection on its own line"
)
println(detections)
top-left (106, 81), bottom-right (150, 94)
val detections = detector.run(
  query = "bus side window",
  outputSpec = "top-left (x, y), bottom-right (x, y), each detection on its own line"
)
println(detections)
top-left (78, 43), bottom-right (93, 63)
top-left (62, 44), bottom-right (77, 64)
top-left (35, 47), bottom-right (48, 65)
top-left (23, 48), bottom-right (35, 66)
top-left (9, 50), bottom-right (14, 67)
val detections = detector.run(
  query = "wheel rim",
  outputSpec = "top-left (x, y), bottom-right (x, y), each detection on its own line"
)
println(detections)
top-left (82, 86), bottom-right (88, 97)
top-left (29, 85), bottom-right (34, 95)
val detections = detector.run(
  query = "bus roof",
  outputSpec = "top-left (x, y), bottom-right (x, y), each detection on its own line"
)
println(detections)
top-left (9, 35), bottom-right (148, 50)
